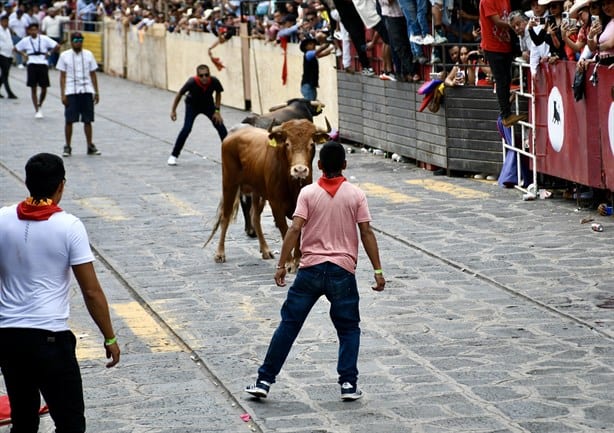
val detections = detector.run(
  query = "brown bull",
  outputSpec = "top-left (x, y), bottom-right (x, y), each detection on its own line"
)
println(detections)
top-left (205, 118), bottom-right (330, 269)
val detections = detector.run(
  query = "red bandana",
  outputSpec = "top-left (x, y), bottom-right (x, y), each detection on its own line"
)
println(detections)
top-left (318, 175), bottom-right (346, 197)
top-left (193, 75), bottom-right (211, 93)
top-left (16, 197), bottom-right (63, 221)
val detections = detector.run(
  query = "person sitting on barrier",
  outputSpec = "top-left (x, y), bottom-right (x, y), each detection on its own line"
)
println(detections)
top-left (587, 0), bottom-right (614, 65)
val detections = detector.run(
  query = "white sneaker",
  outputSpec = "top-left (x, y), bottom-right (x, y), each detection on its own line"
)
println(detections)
top-left (379, 72), bottom-right (397, 81)
top-left (421, 34), bottom-right (435, 45)
top-left (17, 64), bottom-right (24, 69)
top-left (35, 110), bottom-right (43, 119)
top-left (433, 33), bottom-right (448, 45)
top-left (361, 67), bottom-right (375, 77)
top-left (167, 155), bottom-right (177, 166)
top-left (514, 56), bottom-right (527, 64)
top-left (409, 35), bottom-right (424, 45)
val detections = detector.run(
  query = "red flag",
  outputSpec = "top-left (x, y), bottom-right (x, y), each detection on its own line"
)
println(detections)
top-left (281, 37), bottom-right (288, 86)
top-left (209, 53), bottom-right (225, 71)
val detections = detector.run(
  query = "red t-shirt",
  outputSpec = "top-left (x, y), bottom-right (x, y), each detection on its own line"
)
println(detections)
top-left (479, 0), bottom-right (512, 53)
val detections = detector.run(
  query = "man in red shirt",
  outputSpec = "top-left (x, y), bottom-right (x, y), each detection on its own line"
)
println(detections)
top-left (479, 0), bottom-right (527, 127)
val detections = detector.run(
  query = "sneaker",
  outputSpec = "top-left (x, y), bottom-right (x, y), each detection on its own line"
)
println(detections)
top-left (17, 64), bottom-right (24, 69)
top-left (409, 34), bottom-right (424, 45)
top-left (416, 56), bottom-right (428, 65)
top-left (35, 110), bottom-right (43, 119)
top-left (379, 72), bottom-right (397, 81)
top-left (430, 53), bottom-right (441, 64)
top-left (421, 34), bottom-right (435, 45)
top-left (361, 67), bottom-right (375, 77)
top-left (333, 30), bottom-right (342, 40)
top-left (167, 155), bottom-right (178, 166)
top-left (87, 144), bottom-right (101, 155)
top-left (486, 175), bottom-right (498, 181)
top-left (62, 145), bottom-right (72, 157)
top-left (340, 382), bottom-right (363, 401)
top-left (502, 113), bottom-right (528, 127)
top-left (433, 33), bottom-right (448, 45)
top-left (245, 380), bottom-right (271, 398)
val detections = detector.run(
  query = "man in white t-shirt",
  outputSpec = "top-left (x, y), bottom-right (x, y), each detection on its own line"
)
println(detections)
top-left (0, 153), bottom-right (120, 432)
top-left (245, 141), bottom-right (385, 402)
top-left (14, 21), bottom-right (59, 118)
top-left (41, 7), bottom-right (70, 67)
top-left (57, 31), bottom-right (101, 157)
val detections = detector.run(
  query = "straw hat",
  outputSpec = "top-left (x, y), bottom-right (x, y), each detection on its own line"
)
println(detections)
top-left (569, 0), bottom-right (593, 18)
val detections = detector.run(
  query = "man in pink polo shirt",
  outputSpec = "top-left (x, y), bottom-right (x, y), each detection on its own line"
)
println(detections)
top-left (245, 141), bottom-right (385, 402)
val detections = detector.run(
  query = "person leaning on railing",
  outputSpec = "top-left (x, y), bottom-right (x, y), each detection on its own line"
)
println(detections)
top-left (586, 0), bottom-right (614, 65)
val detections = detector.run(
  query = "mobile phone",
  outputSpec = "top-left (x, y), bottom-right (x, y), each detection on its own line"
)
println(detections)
top-left (562, 11), bottom-right (569, 25)
top-left (591, 15), bottom-right (599, 25)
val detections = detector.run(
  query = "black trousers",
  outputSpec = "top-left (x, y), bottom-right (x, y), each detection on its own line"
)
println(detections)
top-left (0, 54), bottom-right (15, 96)
top-left (331, 0), bottom-right (371, 69)
top-left (484, 50), bottom-right (513, 119)
top-left (0, 328), bottom-right (85, 433)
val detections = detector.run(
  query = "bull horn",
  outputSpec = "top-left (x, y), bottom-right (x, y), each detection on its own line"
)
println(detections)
top-left (268, 120), bottom-right (282, 133)
top-left (310, 100), bottom-right (325, 108)
top-left (268, 102), bottom-right (288, 112)
top-left (324, 116), bottom-right (331, 133)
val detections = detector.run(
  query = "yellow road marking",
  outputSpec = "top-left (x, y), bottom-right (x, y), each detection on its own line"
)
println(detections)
top-left (405, 179), bottom-right (490, 199)
top-left (111, 302), bottom-right (180, 352)
top-left (75, 301), bottom-right (180, 361)
top-left (360, 182), bottom-right (421, 203)
top-left (146, 192), bottom-right (202, 216)
top-left (76, 197), bottom-right (128, 221)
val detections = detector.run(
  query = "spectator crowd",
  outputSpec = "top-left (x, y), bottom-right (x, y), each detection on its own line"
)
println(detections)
top-left (0, 0), bottom-right (611, 84)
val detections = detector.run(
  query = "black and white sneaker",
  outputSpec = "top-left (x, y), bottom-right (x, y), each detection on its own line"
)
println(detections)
top-left (245, 380), bottom-right (271, 398)
top-left (340, 382), bottom-right (363, 401)
top-left (62, 145), bottom-right (72, 157)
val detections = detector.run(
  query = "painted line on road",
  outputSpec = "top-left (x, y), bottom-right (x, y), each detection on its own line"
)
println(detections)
top-left (405, 179), bottom-right (490, 199)
top-left (143, 192), bottom-right (202, 216)
top-left (360, 182), bottom-right (421, 203)
top-left (75, 197), bottom-right (129, 221)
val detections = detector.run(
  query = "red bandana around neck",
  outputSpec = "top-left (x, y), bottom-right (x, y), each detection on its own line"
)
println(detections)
top-left (318, 175), bottom-right (346, 197)
top-left (193, 75), bottom-right (211, 93)
top-left (16, 197), bottom-right (63, 221)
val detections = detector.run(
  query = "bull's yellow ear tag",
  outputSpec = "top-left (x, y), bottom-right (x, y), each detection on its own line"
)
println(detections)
top-left (269, 138), bottom-right (277, 147)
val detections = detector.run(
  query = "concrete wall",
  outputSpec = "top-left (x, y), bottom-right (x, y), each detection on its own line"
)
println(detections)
top-left (102, 19), bottom-right (338, 128)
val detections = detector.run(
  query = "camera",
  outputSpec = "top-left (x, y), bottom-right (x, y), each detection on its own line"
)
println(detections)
top-left (467, 52), bottom-right (483, 62)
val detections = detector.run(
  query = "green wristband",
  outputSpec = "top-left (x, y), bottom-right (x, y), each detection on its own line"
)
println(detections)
top-left (104, 336), bottom-right (117, 346)
top-left (374, 269), bottom-right (383, 275)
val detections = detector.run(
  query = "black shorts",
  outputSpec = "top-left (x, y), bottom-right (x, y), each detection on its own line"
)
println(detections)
top-left (26, 63), bottom-right (50, 87)
top-left (65, 93), bottom-right (95, 123)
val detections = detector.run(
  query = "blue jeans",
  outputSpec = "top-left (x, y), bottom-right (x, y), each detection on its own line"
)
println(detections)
top-left (0, 328), bottom-right (85, 433)
top-left (300, 83), bottom-right (317, 101)
top-left (171, 103), bottom-right (228, 157)
top-left (257, 262), bottom-right (361, 386)
top-left (398, 0), bottom-right (429, 57)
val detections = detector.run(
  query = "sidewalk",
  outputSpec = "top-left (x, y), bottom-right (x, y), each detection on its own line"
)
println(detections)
top-left (1, 67), bottom-right (613, 433)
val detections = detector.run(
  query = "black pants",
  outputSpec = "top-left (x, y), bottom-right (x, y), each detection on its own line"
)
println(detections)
top-left (172, 103), bottom-right (228, 157)
top-left (484, 50), bottom-right (513, 119)
top-left (0, 54), bottom-right (15, 96)
top-left (0, 328), bottom-right (85, 433)
top-left (332, 0), bottom-right (371, 69)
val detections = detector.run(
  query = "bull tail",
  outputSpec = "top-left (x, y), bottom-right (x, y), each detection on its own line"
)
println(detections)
top-left (203, 190), bottom-right (241, 247)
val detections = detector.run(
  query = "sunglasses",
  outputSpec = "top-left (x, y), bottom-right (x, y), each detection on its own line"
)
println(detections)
top-left (198, 73), bottom-right (210, 78)
top-left (72, 38), bottom-right (83, 42)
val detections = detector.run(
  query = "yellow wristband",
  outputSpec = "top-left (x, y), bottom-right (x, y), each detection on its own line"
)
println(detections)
top-left (374, 269), bottom-right (383, 275)
top-left (104, 337), bottom-right (117, 346)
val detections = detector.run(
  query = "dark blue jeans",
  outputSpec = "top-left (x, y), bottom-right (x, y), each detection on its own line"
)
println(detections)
top-left (257, 262), bottom-right (361, 386)
top-left (171, 103), bottom-right (228, 157)
top-left (0, 328), bottom-right (85, 433)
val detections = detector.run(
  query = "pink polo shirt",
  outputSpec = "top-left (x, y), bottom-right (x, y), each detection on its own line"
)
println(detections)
top-left (294, 181), bottom-right (372, 274)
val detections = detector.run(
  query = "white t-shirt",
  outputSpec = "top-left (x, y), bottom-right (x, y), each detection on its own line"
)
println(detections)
top-left (15, 34), bottom-right (58, 65)
top-left (42, 15), bottom-right (70, 39)
top-left (0, 204), bottom-right (95, 332)
top-left (57, 48), bottom-right (98, 94)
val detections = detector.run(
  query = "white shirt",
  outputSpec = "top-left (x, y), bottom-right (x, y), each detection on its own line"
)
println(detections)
top-left (8, 12), bottom-right (30, 38)
top-left (42, 15), bottom-right (70, 39)
top-left (0, 205), bottom-right (95, 332)
top-left (15, 34), bottom-right (58, 64)
top-left (0, 25), bottom-right (13, 58)
top-left (57, 48), bottom-right (98, 94)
